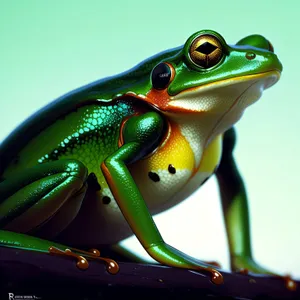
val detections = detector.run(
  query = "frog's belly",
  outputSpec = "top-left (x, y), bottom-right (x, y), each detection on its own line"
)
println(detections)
top-left (59, 128), bottom-right (222, 246)
top-left (132, 131), bottom-right (223, 214)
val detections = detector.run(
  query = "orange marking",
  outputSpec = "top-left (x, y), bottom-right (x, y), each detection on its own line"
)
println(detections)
top-left (146, 88), bottom-right (170, 110)
top-left (118, 119), bottom-right (127, 148)
top-left (145, 87), bottom-right (207, 114)
top-left (165, 62), bottom-right (175, 82)
top-left (118, 114), bottom-right (140, 148)
top-left (101, 161), bottom-right (122, 203)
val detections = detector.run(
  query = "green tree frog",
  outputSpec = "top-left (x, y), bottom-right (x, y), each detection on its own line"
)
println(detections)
top-left (0, 30), bottom-right (284, 285)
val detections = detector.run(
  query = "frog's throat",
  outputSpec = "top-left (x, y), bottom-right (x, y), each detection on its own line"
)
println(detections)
top-left (203, 77), bottom-right (260, 148)
top-left (166, 70), bottom-right (280, 113)
top-left (150, 70), bottom-right (280, 169)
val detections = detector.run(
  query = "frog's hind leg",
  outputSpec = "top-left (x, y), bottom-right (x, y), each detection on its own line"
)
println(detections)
top-left (0, 159), bottom-right (88, 242)
top-left (0, 160), bottom-right (120, 274)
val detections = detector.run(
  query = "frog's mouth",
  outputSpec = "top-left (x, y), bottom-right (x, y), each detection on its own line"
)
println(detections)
top-left (166, 70), bottom-right (280, 113)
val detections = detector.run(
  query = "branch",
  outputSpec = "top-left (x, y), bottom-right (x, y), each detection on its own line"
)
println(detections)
top-left (0, 247), bottom-right (299, 300)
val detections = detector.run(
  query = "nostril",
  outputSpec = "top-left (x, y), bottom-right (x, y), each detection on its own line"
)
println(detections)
top-left (246, 52), bottom-right (256, 60)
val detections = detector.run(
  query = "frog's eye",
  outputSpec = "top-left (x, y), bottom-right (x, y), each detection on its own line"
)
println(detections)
top-left (151, 63), bottom-right (172, 90)
top-left (189, 34), bottom-right (223, 69)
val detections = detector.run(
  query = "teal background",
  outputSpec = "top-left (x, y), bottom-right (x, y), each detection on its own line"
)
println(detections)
top-left (0, 0), bottom-right (299, 277)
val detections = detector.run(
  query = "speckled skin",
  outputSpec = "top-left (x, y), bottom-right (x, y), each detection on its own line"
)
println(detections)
top-left (3, 101), bottom-right (136, 194)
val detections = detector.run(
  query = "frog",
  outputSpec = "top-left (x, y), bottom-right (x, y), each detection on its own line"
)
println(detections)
top-left (0, 29), bottom-right (284, 285)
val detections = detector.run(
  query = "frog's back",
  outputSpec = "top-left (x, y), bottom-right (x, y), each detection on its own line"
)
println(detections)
top-left (0, 46), bottom-right (182, 177)
top-left (0, 80), bottom-right (109, 177)
top-left (1, 99), bottom-right (150, 180)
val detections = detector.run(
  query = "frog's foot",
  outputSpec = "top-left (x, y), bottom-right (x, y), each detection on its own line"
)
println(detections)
top-left (0, 230), bottom-right (119, 275)
top-left (232, 255), bottom-right (297, 291)
top-left (48, 246), bottom-right (119, 274)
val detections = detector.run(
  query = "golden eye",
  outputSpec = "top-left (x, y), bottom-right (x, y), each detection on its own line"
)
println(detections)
top-left (189, 34), bottom-right (223, 69)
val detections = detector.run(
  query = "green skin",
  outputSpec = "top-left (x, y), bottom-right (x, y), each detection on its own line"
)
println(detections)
top-left (0, 30), bottom-right (282, 281)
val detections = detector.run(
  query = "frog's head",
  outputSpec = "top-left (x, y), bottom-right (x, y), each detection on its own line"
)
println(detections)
top-left (143, 30), bottom-right (282, 132)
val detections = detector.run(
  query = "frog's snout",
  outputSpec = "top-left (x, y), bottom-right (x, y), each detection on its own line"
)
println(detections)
top-left (236, 34), bottom-right (282, 74)
top-left (236, 34), bottom-right (274, 52)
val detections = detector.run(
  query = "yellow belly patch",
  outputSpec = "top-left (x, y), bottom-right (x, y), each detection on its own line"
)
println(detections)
top-left (197, 134), bottom-right (223, 174)
top-left (144, 121), bottom-right (195, 172)
top-left (128, 121), bottom-right (194, 210)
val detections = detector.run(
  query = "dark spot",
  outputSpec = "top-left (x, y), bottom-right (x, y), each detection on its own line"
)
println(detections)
top-left (102, 196), bottom-right (111, 204)
top-left (196, 42), bottom-right (217, 55)
top-left (87, 172), bottom-right (101, 191)
top-left (168, 164), bottom-right (176, 174)
top-left (148, 171), bottom-right (160, 182)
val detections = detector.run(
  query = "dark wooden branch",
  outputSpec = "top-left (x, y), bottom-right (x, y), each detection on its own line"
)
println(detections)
top-left (0, 246), bottom-right (299, 300)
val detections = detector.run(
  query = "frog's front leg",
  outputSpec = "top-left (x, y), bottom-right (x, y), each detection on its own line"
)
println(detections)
top-left (101, 111), bottom-right (223, 285)
top-left (215, 127), bottom-right (296, 290)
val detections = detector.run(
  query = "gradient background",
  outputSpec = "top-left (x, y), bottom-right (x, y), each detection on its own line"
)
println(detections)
top-left (0, 0), bottom-right (299, 278)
